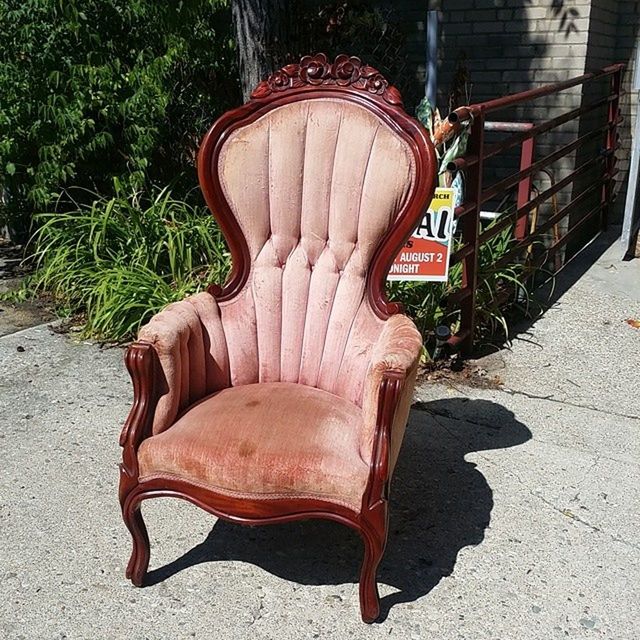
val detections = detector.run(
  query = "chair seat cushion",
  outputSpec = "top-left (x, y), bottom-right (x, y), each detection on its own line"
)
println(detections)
top-left (137, 382), bottom-right (370, 510)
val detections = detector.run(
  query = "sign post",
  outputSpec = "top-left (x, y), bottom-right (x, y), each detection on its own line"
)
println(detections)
top-left (388, 187), bottom-right (455, 282)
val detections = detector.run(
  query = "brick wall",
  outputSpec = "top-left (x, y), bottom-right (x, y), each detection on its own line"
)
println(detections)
top-left (389, 0), bottom-right (639, 230)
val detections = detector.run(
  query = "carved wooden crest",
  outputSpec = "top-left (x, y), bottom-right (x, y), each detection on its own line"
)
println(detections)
top-left (251, 53), bottom-right (403, 106)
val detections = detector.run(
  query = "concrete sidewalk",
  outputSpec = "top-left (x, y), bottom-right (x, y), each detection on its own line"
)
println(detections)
top-left (0, 232), bottom-right (638, 639)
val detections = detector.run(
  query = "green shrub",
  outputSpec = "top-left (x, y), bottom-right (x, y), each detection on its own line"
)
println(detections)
top-left (13, 185), bottom-right (529, 346)
top-left (19, 186), bottom-right (230, 340)
top-left (388, 222), bottom-right (532, 356)
top-left (389, 98), bottom-right (531, 357)
top-left (0, 0), bottom-right (238, 237)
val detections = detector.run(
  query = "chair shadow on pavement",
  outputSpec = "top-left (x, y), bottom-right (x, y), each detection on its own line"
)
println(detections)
top-left (145, 397), bottom-right (531, 621)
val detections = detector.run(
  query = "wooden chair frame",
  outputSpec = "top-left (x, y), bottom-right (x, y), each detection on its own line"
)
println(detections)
top-left (119, 53), bottom-right (436, 623)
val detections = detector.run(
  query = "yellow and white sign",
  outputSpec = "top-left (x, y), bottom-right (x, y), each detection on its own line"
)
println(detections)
top-left (388, 187), bottom-right (455, 282)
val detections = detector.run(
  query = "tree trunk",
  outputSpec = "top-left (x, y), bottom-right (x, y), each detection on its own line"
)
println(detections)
top-left (231, 0), bottom-right (290, 102)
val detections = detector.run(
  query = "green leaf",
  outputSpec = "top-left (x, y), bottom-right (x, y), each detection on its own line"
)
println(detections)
top-left (23, 186), bottom-right (230, 341)
top-left (416, 97), bottom-right (434, 136)
top-left (0, 0), bottom-right (239, 230)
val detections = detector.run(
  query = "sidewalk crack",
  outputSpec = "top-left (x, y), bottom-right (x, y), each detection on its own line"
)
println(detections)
top-left (497, 387), bottom-right (640, 421)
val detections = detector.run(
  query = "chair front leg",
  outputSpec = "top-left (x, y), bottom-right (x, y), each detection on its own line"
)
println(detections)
top-left (358, 371), bottom-right (404, 623)
top-left (359, 498), bottom-right (388, 623)
top-left (119, 342), bottom-right (157, 586)
top-left (123, 495), bottom-right (150, 586)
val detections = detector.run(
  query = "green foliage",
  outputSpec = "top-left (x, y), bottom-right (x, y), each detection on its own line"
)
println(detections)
top-left (388, 222), bottom-right (532, 357)
top-left (415, 97), bottom-right (436, 139)
top-left (0, 0), bottom-right (238, 236)
top-left (16, 187), bottom-right (230, 340)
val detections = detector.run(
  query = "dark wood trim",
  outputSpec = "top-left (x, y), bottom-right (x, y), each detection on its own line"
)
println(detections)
top-left (122, 54), bottom-right (435, 623)
top-left (357, 371), bottom-right (404, 622)
top-left (364, 371), bottom-right (404, 511)
top-left (250, 53), bottom-right (404, 106)
top-left (120, 358), bottom-right (407, 622)
top-left (119, 342), bottom-right (157, 504)
top-left (121, 476), bottom-right (361, 587)
top-left (119, 342), bottom-right (158, 586)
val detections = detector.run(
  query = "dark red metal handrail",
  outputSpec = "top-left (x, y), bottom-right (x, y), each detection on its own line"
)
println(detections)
top-left (443, 64), bottom-right (624, 354)
top-left (452, 96), bottom-right (618, 172)
top-left (476, 152), bottom-right (610, 245)
top-left (492, 177), bottom-right (610, 269)
top-left (468, 64), bottom-right (624, 115)
top-left (479, 121), bottom-right (616, 204)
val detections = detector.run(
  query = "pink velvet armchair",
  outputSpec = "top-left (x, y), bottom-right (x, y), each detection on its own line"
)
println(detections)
top-left (119, 53), bottom-right (436, 623)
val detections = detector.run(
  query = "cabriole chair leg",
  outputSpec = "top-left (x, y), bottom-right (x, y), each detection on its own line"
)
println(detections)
top-left (358, 508), bottom-right (388, 623)
top-left (122, 496), bottom-right (150, 587)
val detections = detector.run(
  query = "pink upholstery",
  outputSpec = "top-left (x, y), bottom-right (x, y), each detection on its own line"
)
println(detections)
top-left (216, 99), bottom-right (416, 400)
top-left (135, 95), bottom-right (424, 506)
top-left (138, 292), bottom-right (230, 434)
top-left (137, 299), bottom-right (422, 503)
top-left (138, 382), bottom-right (369, 510)
top-left (361, 314), bottom-right (423, 472)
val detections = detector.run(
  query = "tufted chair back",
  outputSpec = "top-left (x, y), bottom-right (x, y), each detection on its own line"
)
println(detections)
top-left (197, 54), bottom-right (436, 408)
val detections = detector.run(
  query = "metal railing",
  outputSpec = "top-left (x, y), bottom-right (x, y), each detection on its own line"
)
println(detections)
top-left (443, 64), bottom-right (624, 354)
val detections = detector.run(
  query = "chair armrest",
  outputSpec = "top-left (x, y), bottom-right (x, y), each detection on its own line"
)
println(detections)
top-left (119, 342), bottom-right (157, 488)
top-left (360, 314), bottom-right (422, 495)
top-left (132, 291), bottom-right (229, 436)
top-left (368, 314), bottom-right (423, 378)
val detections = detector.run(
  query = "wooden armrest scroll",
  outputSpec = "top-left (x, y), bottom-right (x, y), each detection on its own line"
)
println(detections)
top-left (365, 370), bottom-right (405, 511)
top-left (119, 342), bottom-right (157, 482)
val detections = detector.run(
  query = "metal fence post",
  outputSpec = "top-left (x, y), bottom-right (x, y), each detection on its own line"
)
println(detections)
top-left (459, 109), bottom-right (485, 354)
top-left (515, 136), bottom-right (535, 240)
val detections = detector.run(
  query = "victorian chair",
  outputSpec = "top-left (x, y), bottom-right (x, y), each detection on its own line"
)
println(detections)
top-left (119, 53), bottom-right (436, 623)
